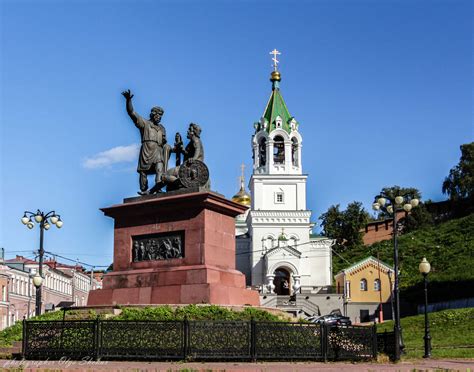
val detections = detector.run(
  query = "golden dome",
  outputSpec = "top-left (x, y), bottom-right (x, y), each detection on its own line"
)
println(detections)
top-left (270, 70), bottom-right (281, 82)
top-left (232, 188), bottom-right (251, 206)
top-left (232, 164), bottom-right (251, 207)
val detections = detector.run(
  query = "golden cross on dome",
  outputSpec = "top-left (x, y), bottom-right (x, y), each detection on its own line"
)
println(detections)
top-left (270, 49), bottom-right (281, 71)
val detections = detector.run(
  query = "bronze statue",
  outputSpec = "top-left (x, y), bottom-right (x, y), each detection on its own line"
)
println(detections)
top-left (122, 90), bottom-right (209, 195)
top-left (122, 89), bottom-right (171, 195)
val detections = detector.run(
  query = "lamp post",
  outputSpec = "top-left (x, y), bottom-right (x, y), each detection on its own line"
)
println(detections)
top-left (21, 210), bottom-right (63, 316)
top-left (419, 257), bottom-right (432, 358)
top-left (372, 195), bottom-right (419, 361)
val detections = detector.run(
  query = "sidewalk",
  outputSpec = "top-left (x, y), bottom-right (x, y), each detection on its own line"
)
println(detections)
top-left (1, 359), bottom-right (473, 372)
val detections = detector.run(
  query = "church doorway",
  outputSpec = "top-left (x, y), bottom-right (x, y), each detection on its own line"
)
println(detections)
top-left (273, 268), bottom-right (291, 295)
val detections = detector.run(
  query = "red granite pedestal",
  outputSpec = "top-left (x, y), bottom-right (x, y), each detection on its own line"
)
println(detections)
top-left (88, 191), bottom-right (259, 306)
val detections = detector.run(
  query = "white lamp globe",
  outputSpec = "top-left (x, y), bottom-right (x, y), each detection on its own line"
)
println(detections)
top-left (387, 205), bottom-right (394, 214)
top-left (34, 214), bottom-right (43, 223)
top-left (411, 198), bottom-right (419, 207)
top-left (403, 204), bottom-right (413, 212)
top-left (21, 216), bottom-right (29, 225)
top-left (395, 196), bottom-right (404, 205)
top-left (32, 273), bottom-right (43, 288)
top-left (419, 257), bottom-right (431, 275)
top-left (44, 223), bottom-right (51, 230)
top-left (50, 215), bottom-right (59, 224)
top-left (56, 219), bottom-right (63, 228)
top-left (372, 203), bottom-right (380, 211)
top-left (377, 197), bottom-right (386, 207)
top-left (27, 222), bottom-right (35, 229)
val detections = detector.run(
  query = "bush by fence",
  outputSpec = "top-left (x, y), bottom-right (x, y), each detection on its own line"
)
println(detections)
top-left (23, 318), bottom-right (382, 361)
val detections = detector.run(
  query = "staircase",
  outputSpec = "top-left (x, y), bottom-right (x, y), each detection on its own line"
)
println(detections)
top-left (261, 295), bottom-right (320, 317)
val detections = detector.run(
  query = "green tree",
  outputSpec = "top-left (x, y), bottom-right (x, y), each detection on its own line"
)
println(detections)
top-left (402, 202), bottom-right (433, 233)
top-left (319, 204), bottom-right (344, 246)
top-left (442, 142), bottom-right (474, 200)
top-left (319, 201), bottom-right (369, 250)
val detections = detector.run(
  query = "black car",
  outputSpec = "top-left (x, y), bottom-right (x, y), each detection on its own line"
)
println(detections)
top-left (308, 313), bottom-right (352, 326)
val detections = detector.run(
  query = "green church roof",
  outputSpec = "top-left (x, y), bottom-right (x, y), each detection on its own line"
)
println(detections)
top-left (255, 70), bottom-right (298, 135)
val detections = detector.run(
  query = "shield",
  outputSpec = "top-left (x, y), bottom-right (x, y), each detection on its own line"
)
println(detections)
top-left (178, 159), bottom-right (209, 188)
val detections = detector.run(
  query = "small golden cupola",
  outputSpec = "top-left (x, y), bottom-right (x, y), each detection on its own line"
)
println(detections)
top-left (231, 164), bottom-right (251, 207)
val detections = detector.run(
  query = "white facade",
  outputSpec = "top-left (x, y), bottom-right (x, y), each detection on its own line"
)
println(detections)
top-left (236, 70), bottom-right (334, 295)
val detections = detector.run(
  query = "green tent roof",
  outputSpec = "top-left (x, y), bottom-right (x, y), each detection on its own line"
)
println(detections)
top-left (255, 73), bottom-right (297, 134)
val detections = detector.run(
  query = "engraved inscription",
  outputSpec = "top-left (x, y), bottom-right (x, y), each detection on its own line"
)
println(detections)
top-left (132, 232), bottom-right (184, 262)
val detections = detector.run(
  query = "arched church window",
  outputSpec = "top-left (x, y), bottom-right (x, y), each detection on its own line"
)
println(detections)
top-left (374, 279), bottom-right (381, 291)
top-left (291, 138), bottom-right (298, 166)
top-left (273, 136), bottom-right (285, 164)
top-left (360, 278), bottom-right (368, 291)
top-left (258, 138), bottom-right (266, 167)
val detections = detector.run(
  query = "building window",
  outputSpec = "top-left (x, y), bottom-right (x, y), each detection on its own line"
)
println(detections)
top-left (258, 138), bottom-right (266, 167)
top-left (275, 192), bottom-right (284, 203)
top-left (273, 135), bottom-right (285, 164)
top-left (374, 279), bottom-right (381, 291)
top-left (360, 278), bottom-right (368, 291)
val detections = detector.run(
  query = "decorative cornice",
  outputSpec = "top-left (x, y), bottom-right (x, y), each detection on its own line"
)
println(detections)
top-left (249, 210), bottom-right (311, 225)
top-left (250, 210), bottom-right (311, 218)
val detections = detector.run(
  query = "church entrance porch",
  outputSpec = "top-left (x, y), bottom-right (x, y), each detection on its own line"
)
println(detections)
top-left (273, 268), bottom-right (291, 295)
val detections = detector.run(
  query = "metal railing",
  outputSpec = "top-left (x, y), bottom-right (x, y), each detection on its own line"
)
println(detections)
top-left (23, 318), bottom-right (379, 361)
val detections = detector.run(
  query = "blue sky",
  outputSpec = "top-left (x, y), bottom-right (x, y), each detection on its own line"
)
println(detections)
top-left (1, 0), bottom-right (472, 269)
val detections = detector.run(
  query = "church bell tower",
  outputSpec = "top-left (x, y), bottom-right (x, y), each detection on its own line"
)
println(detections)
top-left (246, 50), bottom-right (330, 292)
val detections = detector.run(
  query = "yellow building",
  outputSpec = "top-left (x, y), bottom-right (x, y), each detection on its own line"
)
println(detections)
top-left (335, 256), bottom-right (394, 323)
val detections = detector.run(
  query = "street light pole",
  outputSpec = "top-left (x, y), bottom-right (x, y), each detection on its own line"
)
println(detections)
top-left (372, 195), bottom-right (419, 361)
top-left (21, 210), bottom-right (63, 316)
top-left (419, 257), bottom-right (432, 358)
top-left (392, 209), bottom-right (403, 359)
top-left (36, 223), bottom-right (45, 316)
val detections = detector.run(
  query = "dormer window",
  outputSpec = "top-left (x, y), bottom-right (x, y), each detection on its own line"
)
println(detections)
top-left (289, 118), bottom-right (297, 131)
top-left (275, 116), bottom-right (283, 128)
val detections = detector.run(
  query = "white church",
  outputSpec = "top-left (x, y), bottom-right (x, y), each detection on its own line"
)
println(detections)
top-left (233, 52), bottom-right (340, 315)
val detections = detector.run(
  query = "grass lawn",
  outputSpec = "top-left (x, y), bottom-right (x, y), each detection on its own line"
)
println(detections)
top-left (377, 307), bottom-right (474, 358)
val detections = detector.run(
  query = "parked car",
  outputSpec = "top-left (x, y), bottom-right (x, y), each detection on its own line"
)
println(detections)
top-left (307, 313), bottom-right (352, 327)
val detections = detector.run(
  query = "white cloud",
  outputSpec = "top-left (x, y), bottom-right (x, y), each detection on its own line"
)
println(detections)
top-left (83, 144), bottom-right (140, 169)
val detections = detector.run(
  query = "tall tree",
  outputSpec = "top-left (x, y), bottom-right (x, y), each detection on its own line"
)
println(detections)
top-left (319, 204), bottom-right (344, 246)
top-left (442, 142), bottom-right (474, 200)
top-left (319, 202), bottom-right (369, 250)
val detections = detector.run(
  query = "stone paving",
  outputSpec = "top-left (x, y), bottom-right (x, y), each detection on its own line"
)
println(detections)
top-left (0, 359), bottom-right (473, 372)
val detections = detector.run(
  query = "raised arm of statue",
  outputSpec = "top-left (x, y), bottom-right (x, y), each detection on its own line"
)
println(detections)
top-left (121, 89), bottom-right (143, 128)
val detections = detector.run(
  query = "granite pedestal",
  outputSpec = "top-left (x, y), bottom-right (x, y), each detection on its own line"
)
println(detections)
top-left (87, 191), bottom-right (259, 306)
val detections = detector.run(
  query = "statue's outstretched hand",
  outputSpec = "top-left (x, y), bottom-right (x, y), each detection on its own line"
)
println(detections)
top-left (122, 89), bottom-right (134, 100)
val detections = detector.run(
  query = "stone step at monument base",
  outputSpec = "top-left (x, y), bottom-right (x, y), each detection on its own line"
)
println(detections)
top-left (88, 264), bottom-right (260, 306)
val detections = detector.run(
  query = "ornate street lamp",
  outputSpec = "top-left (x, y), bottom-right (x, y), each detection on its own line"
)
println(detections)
top-left (419, 257), bottom-right (432, 358)
top-left (21, 210), bottom-right (63, 316)
top-left (372, 195), bottom-right (419, 361)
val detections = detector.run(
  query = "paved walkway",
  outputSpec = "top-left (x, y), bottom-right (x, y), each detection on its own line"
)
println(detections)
top-left (1, 359), bottom-right (473, 371)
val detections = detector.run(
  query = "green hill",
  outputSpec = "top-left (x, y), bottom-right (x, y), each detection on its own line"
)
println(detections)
top-left (377, 308), bottom-right (474, 358)
top-left (333, 213), bottom-right (474, 304)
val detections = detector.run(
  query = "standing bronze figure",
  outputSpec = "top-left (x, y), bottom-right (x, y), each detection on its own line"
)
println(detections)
top-left (122, 89), bottom-right (209, 195)
top-left (122, 89), bottom-right (170, 195)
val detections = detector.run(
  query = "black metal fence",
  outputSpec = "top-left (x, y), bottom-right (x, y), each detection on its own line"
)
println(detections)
top-left (377, 330), bottom-right (396, 360)
top-left (23, 319), bottom-right (379, 361)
